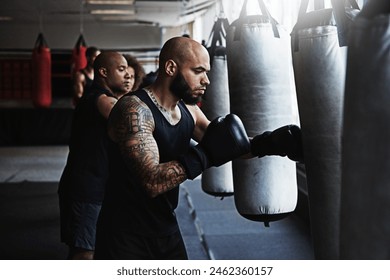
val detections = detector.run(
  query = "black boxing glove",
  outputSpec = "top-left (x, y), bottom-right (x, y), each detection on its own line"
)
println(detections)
top-left (179, 114), bottom-right (251, 179)
top-left (201, 114), bottom-right (251, 166)
top-left (251, 124), bottom-right (304, 162)
top-left (178, 144), bottom-right (210, 180)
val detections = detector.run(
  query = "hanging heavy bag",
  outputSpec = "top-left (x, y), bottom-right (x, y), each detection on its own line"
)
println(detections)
top-left (291, 0), bottom-right (360, 259)
top-left (201, 17), bottom-right (234, 197)
top-left (226, 0), bottom-right (299, 226)
top-left (31, 33), bottom-right (52, 108)
top-left (340, 0), bottom-right (390, 259)
top-left (71, 34), bottom-right (88, 76)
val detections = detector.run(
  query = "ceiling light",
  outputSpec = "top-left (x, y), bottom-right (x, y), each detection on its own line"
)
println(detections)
top-left (91, 9), bottom-right (136, 15)
top-left (99, 15), bottom-right (136, 21)
top-left (86, 0), bottom-right (134, 4)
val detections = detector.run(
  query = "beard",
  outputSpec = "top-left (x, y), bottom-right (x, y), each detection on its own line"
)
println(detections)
top-left (170, 72), bottom-right (202, 105)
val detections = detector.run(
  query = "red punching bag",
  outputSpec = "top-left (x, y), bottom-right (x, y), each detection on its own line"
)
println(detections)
top-left (31, 33), bottom-right (52, 108)
top-left (71, 34), bottom-right (87, 76)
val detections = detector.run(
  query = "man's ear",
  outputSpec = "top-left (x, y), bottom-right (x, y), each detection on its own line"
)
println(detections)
top-left (99, 67), bottom-right (107, 77)
top-left (165, 59), bottom-right (177, 77)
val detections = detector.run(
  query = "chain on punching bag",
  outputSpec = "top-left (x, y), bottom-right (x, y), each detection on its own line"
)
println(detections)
top-left (340, 0), bottom-right (390, 259)
top-left (291, 0), bottom-right (360, 259)
top-left (226, 0), bottom-right (299, 226)
top-left (201, 17), bottom-right (234, 197)
top-left (31, 33), bottom-right (52, 108)
top-left (72, 34), bottom-right (88, 76)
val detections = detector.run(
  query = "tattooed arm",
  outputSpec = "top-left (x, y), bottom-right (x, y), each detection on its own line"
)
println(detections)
top-left (108, 94), bottom-right (187, 198)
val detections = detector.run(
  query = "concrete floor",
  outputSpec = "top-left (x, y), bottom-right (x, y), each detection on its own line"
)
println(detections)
top-left (0, 146), bottom-right (314, 260)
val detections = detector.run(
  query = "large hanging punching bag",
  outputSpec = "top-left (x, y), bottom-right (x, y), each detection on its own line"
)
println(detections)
top-left (340, 0), bottom-right (390, 259)
top-left (201, 17), bottom-right (234, 197)
top-left (226, 0), bottom-right (299, 226)
top-left (31, 33), bottom-right (52, 108)
top-left (71, 34), bottom-right (87, 76)
top-left (291, 0), bottom-right (360, 259)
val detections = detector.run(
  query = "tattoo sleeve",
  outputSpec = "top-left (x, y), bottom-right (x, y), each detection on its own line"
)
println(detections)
top-left (108, 95), bottom-right (188, 198)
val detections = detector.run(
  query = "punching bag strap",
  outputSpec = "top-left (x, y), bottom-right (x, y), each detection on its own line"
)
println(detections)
top-left (74, 33), bottom-right (87, 55)
top-left (293, 0), bottom-right (359, 50)
top-left (298, 0), bottom-right (309, 19)
top-left (293, 0), bottom-right (310, 52)
top-left (294, 0), bottom-right (323, 51)
top-left (211, 18), bottom-right (229, 47)
top-left (257, 0), bottom-right (280, 38)
top-left (206, 21), bottom-right (217, 48)
top-left (331, 0), bottom-right (350, 47)
top-left (208, 18), bottom-right (229, 62)
top-left (234, 0), bottom-right (279, 41)
top-left (34, 33), bottom-right (49, 54)
top-left (346, 0), bottom-right (360, 10)
top-left (234, 0), bottom-right (248, 41)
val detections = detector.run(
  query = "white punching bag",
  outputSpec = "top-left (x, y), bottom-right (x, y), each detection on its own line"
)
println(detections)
top-left (201, 17), bottom-right (234, 197)
top-left (291, 0), bottom-right (360, 259)
top-left (340, 0), bottom-right (390, 259)
top-left (226, 0), bottom-right (299, 226)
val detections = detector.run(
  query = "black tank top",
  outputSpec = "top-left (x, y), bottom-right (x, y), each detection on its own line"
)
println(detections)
top-left (100, 89), bottom-right (195, 236)
top-left (58, 85), bottom-right (115, 203)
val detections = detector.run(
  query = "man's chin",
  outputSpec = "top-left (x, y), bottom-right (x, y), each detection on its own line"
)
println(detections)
top-left (183, 96), bottom-right (202, 105)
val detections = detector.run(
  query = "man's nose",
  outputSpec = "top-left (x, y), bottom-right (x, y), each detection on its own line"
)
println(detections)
top-left (202, 73), bottom-right (210, 86)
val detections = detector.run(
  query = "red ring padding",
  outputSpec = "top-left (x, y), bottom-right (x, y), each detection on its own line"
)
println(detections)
top-left (31, 33), bottom-right (52, 108)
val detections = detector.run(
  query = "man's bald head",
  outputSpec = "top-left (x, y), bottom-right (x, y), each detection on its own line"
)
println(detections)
top-left (93, 51), bottom-right (126, 76)
top-left (91, 51), bottom-right (130, 96)
top-left (158, 36), bottom-right (207, 70)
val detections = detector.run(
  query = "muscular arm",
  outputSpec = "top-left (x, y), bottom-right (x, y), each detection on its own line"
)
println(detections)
top-left (97, 94), bottom-right (118, 119)
top-left (108, 95), bottom-right (188, 198)
top-left (186, 104), bottom-right (210, 142)
top-left (186, 104), bottom-right (253, 159)
top-left (73, 71), bottom-right (85, 99)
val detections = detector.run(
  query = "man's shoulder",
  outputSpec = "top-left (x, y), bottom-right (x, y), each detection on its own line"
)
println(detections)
top-left (128, 88), bottom-right (146, 98)
top-left (114, 90), bottom-right (151, 113)
top-left (73, 70), bottom-right (86, 81)
top-left (121, 89), bottom-right (147, 102)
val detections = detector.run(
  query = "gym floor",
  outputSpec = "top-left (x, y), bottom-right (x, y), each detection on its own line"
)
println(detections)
top-left (0, 146), bottom-right (314, 260)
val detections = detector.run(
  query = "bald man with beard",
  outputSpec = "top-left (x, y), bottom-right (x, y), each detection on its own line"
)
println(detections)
top-left (94, 36), bottom-right (304, 260)
top-left (58, 51), bottom-right (131, 259)
top-left (93, 37), bottom-right (255, 260)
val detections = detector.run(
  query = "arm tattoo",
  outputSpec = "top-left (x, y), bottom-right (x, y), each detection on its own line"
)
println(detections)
top-left (109, 95), bottom-right (187, 197)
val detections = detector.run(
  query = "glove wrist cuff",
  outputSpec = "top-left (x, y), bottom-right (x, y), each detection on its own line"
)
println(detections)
top-left (251, 131), bottom-right (272, 157)
top-left (178, 145), bottom-right (210, 180)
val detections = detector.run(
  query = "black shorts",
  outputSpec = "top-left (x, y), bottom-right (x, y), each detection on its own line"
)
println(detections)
top-left (94, 227), bottom-right (188, 260)
top-left (59, 196), bottom-right (101, 250)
